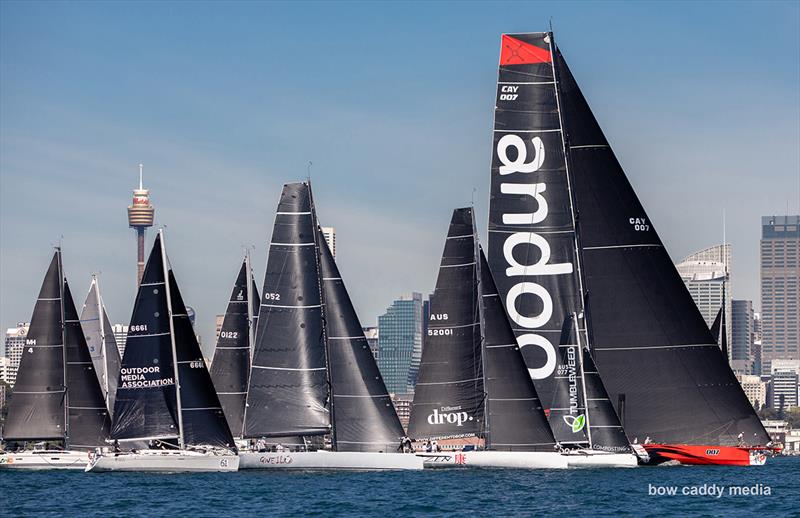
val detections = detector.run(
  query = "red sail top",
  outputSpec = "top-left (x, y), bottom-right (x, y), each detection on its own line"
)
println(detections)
top-left (500, 34), bottom-right (552, 65)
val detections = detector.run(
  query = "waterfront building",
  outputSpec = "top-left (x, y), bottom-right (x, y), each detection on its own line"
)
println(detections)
top-left (737, 374), bottom-right (767, 411)
top-left (675, 244), bottom-right (732, 351)
top-left (377, 293), bottom-right (423, 394)
top-left (731, 300), bottom-right (754, 374)
top-left (321, 226), bottom-right (336, 258)
top-left (112, 323), bottom-right (129, 357)
top-left (760, 215), bottom-right (800, 374)
top-left (3, 322), bottom-right (29, 387)
top-left (390, 392), bottom-right (414, 432)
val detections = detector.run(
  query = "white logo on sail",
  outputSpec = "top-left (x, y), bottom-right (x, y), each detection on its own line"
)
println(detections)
top-left (496, 134), bottom-right (573, 380)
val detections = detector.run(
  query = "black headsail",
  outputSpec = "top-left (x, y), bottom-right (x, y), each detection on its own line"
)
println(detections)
top-left (319, 227), bottom-right (405, 452)
top-left (408, 208), bottom-right (484, 440)
top-left (487, 33), bottom-right (585, 407)
top-left (167, 266), bottom-right (235, 448)
top-left (244, 182), bottom-right (330, 439)
top-left (477, 246), bottom-right (557, 452)
top-left (552, 35), bottom-right (768, 446)
top-left (211, 256), bottom-right (259, 437)
top-left (111, 233), bottom-right (179, 442)
top-left (548, 314), bottom-right (631, 452)
top-left (64, 280), bottom-right (112, 448)
top-left (4, 252), bottom-right (67, 443)
top-left (80, 276), bottom-right (122, 416)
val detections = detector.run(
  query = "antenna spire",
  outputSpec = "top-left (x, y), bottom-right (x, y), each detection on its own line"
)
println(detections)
top-left (307, 161), bottom-right (313, 183)
top-left (139, 163), bottom-right (144, 190)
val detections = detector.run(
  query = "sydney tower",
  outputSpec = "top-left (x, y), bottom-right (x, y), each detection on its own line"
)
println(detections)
top-left (127, 164), bottom-right (155, 286)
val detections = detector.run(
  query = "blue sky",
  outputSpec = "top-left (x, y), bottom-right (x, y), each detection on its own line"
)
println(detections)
top-left (1, 1), bottom-right (798, 354)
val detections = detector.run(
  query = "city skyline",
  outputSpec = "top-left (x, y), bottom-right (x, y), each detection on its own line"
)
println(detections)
top-left (1, 2), bottom-right (799, 353)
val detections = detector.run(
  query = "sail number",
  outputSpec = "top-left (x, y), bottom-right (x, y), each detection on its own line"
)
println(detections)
top-left (189, 361), bottom-right (204, 369)
top-left (428, 328), bottom-right (453, 336)
top-left (264, 293), bottom-right (281, 301)
top-left (499, 85), bottom-right (519, 101)
top-left (220, 331), bottom-right (239, 339)
top-left (130, 325), bottom-right (148, 332)
top-left (629, 218), bottom-right (650, 232)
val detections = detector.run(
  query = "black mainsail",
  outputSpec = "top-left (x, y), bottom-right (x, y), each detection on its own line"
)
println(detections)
top-left (80, 275), bottom-right (121, 416)
top-left (64, 280), bottom-right (112, 448)
top-left (244, 183), bottom-right (330, 438)
top-left (319, 227), bottom-right (405, 452)
top-left (487, 33), bottom-right (584, 407)
top-left (477, 247), bottom-right (557, 452)
top-left (487, 32), bottom-right (769, 446)
top-left (4, 252), bottom-right (66, 442)
top-left (408, 208), bottom-right (484, 440)
top-left (210, 256), bottom-right (259, 437)
top-left (112, 232), bottom-right (234, 448)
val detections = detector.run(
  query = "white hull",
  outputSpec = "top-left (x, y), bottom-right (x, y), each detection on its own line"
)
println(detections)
top-left (563, 449), bottom-right (639, 468)
top-left (239, 450), bottom-right (424, 470)
top-left (418, 451), bottom-right (569, 469)
top-left (85, 449), bottom-right (239, 473)
top-left (0, 450), bottom-right (89, 470)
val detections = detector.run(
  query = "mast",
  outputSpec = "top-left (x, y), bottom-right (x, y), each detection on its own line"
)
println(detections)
top-left (308, 181), bottom-right (336, 449)
top-left (574, 313), bottom-right (592, 447)
top-left (473, 210), bottom-right (491, 449)
top-left (548, 32), bottom-right (591, 353)
top-left (245, 249), bottom-right (256, 362)
top-left (160, 230), bottom-right (185, 449)
top-left (57, 248), bottom-right (70, 448)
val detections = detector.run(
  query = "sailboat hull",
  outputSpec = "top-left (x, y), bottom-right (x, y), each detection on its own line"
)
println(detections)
top-left (418, 451), bottom-right (569, 469)
top-left (85, 449), bottom-right (239, 472)
top-left (642, 444), bottom-right (769, 466)
top-left (561, 449), bottom-right (638, 468)
top-left (0, 450), bottom-right (89, 470)
top-left (239, 451), bottom-right (424, 470)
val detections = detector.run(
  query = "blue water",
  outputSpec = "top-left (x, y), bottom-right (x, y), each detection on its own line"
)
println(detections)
top-left (1, 457), bottom-right (797, 517)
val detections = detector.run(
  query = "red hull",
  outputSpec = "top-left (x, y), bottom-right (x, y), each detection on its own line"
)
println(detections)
top-left (642, 444), bottom-right (769, 466)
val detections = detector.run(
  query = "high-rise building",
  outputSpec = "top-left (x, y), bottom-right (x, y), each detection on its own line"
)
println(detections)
top-left (731, 300), bottom-right (754, 374)
top-left (377, 293), bottom-right (423, 394)
top-left (112, 323), bottom-right (129, 357)
top-left (215, 314), bottom-right (225, 343)
top-left (675, 244), bottom-right (732, 351)
top-left (770, 359), bottom-right (799, 411)
top-left (127, 164), bottom-right (155, 286)
top-left (321, 226), bottom-right (336, 258)
top-left (760, 215), bottom-right (800, 374)
top-left (736, 374), bottom-right (767, 411)
top-left (0, 356), bottom-right (11, 386)
top-left (4, 322), bottom-right (29, 387)
top-left (362, 326), bottom-right (379, 361)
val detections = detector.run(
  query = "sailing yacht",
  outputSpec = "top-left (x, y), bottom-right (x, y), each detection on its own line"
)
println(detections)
top-left (1, 250), bottom-right (111, 469)
top-left (210, 253), bottom-right (259, 445)
top-left (238, 182), bottom-right (422, 470)
top-left (86, 231), bottom-right (238, 472)
top-left (486, 32), bottom-right (772, 466)
top-left (79, 274), bottom-right (122, 417)
top-left (409, 208), bottom-right (568, 469)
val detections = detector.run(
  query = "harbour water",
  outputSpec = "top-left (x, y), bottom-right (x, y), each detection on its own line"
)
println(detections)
top-left (1, 457), bottom-right (797, 517)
